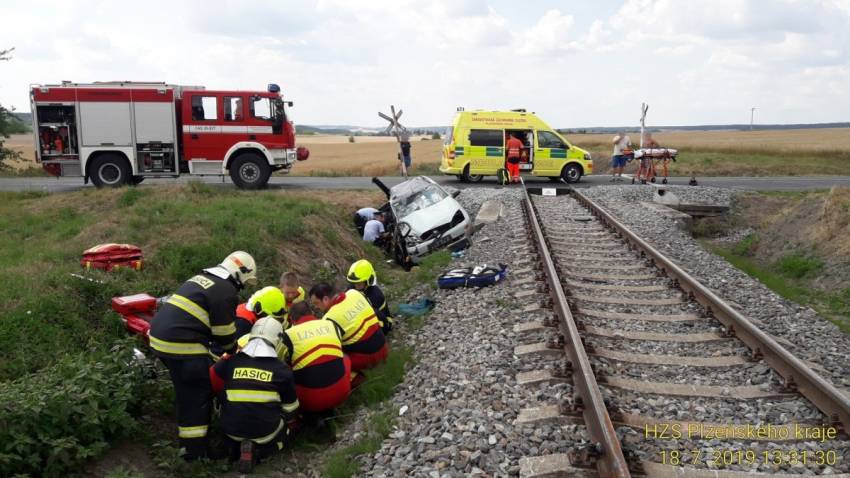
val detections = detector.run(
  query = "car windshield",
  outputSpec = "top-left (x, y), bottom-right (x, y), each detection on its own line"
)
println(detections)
top-left (392, 185), bottom-right (448, 218)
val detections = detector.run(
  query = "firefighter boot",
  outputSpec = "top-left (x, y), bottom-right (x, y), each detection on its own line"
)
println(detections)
top-left (238, 440), bottom-right (256, 473)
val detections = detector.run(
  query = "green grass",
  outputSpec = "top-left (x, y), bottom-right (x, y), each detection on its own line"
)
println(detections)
top-left (707, 241), bottom-right (850, 334)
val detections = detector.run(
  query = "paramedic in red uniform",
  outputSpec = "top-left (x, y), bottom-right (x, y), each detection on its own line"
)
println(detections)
top-left (308, 282), bottom-right (388, 371)
top-left (280, 315), bottom-right (351, 413)
top-left (506, 133), bottom-right (524, 183)
top-left (148, 251), bottom-right (256, 461)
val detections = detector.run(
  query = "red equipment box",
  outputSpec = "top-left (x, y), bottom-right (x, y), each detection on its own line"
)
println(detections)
top-left (81, 243), bottom-right (144, 271)
top-left (111, 293), bottom-right (157, 341)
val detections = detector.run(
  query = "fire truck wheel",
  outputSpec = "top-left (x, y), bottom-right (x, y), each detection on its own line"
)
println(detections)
top-left (90, 154), bottom-right (131, 188)
top-left (561, 164), bottom-right (582, 183)
top-left (230, 153), bottom-right (271, 190)
top-left (130, 176), bottom-right (145, 185)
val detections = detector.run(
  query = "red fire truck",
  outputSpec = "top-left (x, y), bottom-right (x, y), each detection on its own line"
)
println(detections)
top-left (29, 81), bottom-right (309, 189)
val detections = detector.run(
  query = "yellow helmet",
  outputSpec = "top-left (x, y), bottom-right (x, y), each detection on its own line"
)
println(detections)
top-left (347, 259), bottom-right (376, 286)
top-left (248, 286), bottom-right (286, 320)
top-left (220, 251), bottom-right (257, 287)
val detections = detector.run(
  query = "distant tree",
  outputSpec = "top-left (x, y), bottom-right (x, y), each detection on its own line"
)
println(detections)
top-left (431, 132), bottom-right (441, 140)
top-left (0, 47), bottom-right (23, 168)
top-left (348, 135), bottom-right (355, 143)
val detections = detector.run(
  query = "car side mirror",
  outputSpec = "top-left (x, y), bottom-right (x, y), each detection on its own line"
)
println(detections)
top-left (287, 101), bottom-right (294, 107)
top-left (451, 190), bottom-right (461, 198)
top-left (398, 222), bottom-right (412, 238)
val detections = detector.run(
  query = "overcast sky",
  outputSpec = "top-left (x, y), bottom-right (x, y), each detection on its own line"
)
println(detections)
top-left (2, 0), bottom-right (848, 127)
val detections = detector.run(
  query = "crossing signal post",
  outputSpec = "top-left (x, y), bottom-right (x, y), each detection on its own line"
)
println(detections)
top-left (379, 105), bottom-right (409, 179)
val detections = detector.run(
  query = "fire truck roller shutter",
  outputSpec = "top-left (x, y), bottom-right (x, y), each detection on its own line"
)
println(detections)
top-left (228, 150), bottom-right (272, 190)
top-left (88, 151), bottom-right (132, 187)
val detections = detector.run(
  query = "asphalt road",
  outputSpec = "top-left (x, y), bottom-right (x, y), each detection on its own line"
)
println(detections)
top-left (2, 174), bottom-right (850, 194)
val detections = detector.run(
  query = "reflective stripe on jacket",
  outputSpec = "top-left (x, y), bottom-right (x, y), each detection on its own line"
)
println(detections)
top-left (322, 290), bottom-right (382, 347)
top-left (149, 271), bottom-right (239, 358)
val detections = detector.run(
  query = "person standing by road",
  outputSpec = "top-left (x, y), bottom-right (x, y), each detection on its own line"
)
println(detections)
top-left (611, 131), bottom-right (632, 182)
top-left (149, 251), bottom-right (256, 461)
top-left (399, 130), bottom-right (412, 174)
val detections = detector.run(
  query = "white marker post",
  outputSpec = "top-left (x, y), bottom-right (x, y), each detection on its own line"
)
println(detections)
top-left (379, 105), bottom-right (408, 179)
top-left (639, 102), bottom-right (649, 148)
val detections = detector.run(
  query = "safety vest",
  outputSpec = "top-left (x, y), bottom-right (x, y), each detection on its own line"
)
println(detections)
top-left (283, 319), bottom-right (344, 371)
top-left (322, 290), bottom-right (380, 347)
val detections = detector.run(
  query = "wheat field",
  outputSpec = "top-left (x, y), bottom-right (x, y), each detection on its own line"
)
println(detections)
top-left (5, 128), bottom-right (849, 177)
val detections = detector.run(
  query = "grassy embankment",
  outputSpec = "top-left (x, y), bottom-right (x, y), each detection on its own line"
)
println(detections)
top-left (695, 188), bottom-right (850, 334)
top-left (0, 183), bottom-right (447, 477)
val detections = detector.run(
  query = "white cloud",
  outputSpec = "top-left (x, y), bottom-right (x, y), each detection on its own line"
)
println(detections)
top-left (0, 0), bottom-right (848, 127)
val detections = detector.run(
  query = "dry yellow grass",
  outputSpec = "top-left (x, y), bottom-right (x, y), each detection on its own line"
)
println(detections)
top-left (566, 127), bottom-right (850, 154)
top-left (292, 137), bottom-right (442, 176)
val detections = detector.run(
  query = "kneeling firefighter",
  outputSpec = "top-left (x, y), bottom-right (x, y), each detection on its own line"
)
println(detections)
top-left (149, 251), bottom-right (256, 460)
top-left (347, 259), bottom-right (393, 334)
top-left (235, 286), bottom-right (288, 338)
top-left (211, 318), bottom-right (299, 473)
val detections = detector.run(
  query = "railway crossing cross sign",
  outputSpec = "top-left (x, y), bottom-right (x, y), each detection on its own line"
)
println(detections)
top-left (379, 105), bottom-right (409, 179)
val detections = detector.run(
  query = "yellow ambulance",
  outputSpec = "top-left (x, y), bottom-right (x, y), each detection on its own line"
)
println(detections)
top-left (439, 109), bottom-right (592, 183)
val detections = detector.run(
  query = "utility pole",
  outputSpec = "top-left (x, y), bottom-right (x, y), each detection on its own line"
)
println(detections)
top-left (639, 103), bottom-right (649, 148)
top-left (750, 107), bottom-right (757, 131)
top-left (378, 105), bottom-right (408, 179)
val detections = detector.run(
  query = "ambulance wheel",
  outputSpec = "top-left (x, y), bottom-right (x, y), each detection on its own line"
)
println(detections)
top-left (230, 153), bottom-right (271, 189)
top-left (561, 164), bottom-right (582, 183)
top-left (90, 154), bottom-right (131, 188)
top-left (461, 165), bottom-right (483, 183)
top-left (650, 176), bottom-right (656, 183)
top-left (662, 178), bottom-right (668, 184)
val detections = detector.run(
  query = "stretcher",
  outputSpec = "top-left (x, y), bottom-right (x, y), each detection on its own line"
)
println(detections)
top-left (632, 148), bottom-right (678, 184)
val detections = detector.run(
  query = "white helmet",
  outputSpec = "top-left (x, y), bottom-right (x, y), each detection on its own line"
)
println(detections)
top-left (220, 251), bottom-right (257, 287)
top-left (242, 317), bottom-right (283, 358)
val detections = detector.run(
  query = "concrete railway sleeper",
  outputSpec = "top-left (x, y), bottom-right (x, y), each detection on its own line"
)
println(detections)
top-left (514, 185), bottom-right (850, 477)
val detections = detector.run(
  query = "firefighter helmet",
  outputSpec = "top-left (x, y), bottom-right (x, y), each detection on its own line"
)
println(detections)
top-left (248, 286), bottom-right (286, 320)
top-left (244, 317), bottom-right (284, 357)
top-left (220, 251), bottom-right (257, 287)
top-left (347, 259), bottom-right (377, 286)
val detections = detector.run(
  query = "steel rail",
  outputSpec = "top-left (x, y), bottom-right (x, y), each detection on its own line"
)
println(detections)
top-left (522, 187), bottom-right (631, 478)
top-left (571, 188), bottom-right (850, 433)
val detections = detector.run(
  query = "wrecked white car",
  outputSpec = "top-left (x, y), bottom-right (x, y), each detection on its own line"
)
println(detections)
top-left (373, 176), bottom-right (471, 267)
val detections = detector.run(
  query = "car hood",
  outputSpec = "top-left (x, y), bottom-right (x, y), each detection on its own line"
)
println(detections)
top-left (397, 198), bottom-right (464, 236)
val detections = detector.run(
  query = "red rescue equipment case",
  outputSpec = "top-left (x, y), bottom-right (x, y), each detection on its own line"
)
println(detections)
top-left (81, 243), bottom-right (144, 271)
top-left (111, 293), bottom-right (158, 341)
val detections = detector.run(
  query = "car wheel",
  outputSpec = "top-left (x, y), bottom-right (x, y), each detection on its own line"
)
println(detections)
top-left (561, 164), bottom-right (582, 184)
top-left (462, 164), bottom-right (483, 183)
top-left (90, 154), bottom-right (130, 188)
top-left (230, 153), bottom-right (271, 189)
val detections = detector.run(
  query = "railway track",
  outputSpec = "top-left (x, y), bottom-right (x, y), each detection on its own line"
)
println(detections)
top-left (512, 186), bottom-right (850, 477)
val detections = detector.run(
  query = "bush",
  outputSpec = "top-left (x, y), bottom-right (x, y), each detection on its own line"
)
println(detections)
top-left (348, 135), bottom-right (355, 143)
top-left (0, 343), bottom-right (145, 477)
top-left (430, 132), bottom-right (440, 140)
top-left (776, 253), bottom-right (823, 279)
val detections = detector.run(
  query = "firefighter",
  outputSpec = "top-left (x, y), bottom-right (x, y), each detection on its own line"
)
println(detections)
top-left (347, 259), bottom-right (393, 334)
top-left (279, 271), bottom-right (306, 323)
top-left (308, 282), bottom-right (388, 372)
top-left (280, 314), bottom-right (351, 414)
top-left (210, 318), bottom-right (299, 473)
top-left (506, 133), bottom-right (524, 183)
top-left (148, 251), bottom-right (256, 461)
top-left (235, 286), bottom-right (288, 337)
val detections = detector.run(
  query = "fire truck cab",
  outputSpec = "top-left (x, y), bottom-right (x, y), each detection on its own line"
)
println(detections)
top-left (30, 81), bottom-right (308, 189)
